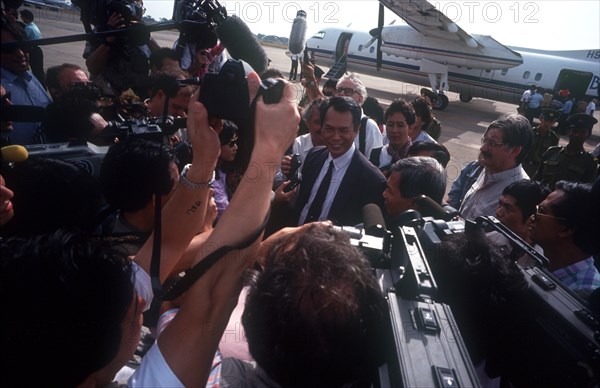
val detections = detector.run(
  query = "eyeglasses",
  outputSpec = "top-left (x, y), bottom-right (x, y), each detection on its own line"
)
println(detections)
top-left (336, 87), bottom-right (357, 96)
top-left (1, 91), bottom-right (11, 104)
top-left (534, 205), bottom-right (567, 222)
top-left (480, 136), bottom-right (505, 148)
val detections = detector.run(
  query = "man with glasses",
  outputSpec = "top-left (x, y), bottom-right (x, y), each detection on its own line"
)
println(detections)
top-left (457, 114), bottom-right (532, 220)
top-left (335, 73), bottom-right (383, 158)
top-left (529, 180), bottom-right (600, 300)
top-left (45, 63), bottom-right (92, 102)
top-left (1, 14), bottom-right (51, 145)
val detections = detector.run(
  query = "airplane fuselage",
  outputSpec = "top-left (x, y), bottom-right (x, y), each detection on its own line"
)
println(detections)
top-left (307, 27), bottom-right (600, 107)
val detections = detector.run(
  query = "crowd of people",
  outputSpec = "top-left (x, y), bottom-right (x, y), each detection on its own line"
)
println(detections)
top-left (1, 3), bottom-right (600, 387)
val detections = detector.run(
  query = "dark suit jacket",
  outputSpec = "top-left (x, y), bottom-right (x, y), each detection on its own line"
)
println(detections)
top-left (294, 146), bottom-right (387, 226)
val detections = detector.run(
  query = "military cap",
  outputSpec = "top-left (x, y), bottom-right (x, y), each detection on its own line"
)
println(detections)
top-left (540, 108), bottom-right (560, 121)
top-left (420, 88), bottom-right (439, 102)
top-left (566, 113), bottom-right (598, 131)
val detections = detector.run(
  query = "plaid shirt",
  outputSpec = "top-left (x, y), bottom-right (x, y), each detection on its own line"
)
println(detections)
top-left (552, 257), bottom-right (600, 300)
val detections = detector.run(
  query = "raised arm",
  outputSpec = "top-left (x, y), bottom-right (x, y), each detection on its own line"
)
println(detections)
top-left (158, 74), bottom-right (300, 386)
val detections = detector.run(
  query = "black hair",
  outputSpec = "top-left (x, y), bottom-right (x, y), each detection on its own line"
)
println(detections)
top-left (18, 9), bottom-right (33, 21)
top-left (551, 180), bottom-right (600, 255)
top-left (384, 98), bottom-right (416, 126)
top-left (362, 96), bottom-right (384, 125)
top-left (411, 97), bottom-right (434, 128)
top-left (1, 231), bottom-right (134, 387)
top-left (319, 96), bottom-right (362, 128)
top-left (502, 179), bottom-right (550, 222)
top-left (150, 73), bottom-right (182, 99)
top-left (407, 141), bottom-right (451, 168)
top-left (219, 119), bottom-right (238, 145)
top-left (149, 47), bottom-right (179, 70)
top-left (100, 138), bottom-right (176, 212)
top-left (243, 223), bottom-right (388, 387)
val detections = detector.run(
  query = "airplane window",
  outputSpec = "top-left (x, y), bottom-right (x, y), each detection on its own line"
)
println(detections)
top-left (535, 73), bottom-right (542, 81)
top-left (501, 69), bottom-right (508, 76)
top-left (312, 32), bottom-right (325, 39)
top-left (523, 71), bottom-right (531, 79)
top-left (358, 44), bottom-right (363, 51)
top-left (370, 47), bottom-right (375, 53)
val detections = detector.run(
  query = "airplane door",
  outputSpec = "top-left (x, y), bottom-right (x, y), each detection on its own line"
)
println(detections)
top-left (553, 69), bottom-right (593, 99)
top-left (335, 33), bottom-right (353, 62)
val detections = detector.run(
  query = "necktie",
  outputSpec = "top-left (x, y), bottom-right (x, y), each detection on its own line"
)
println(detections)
top-left (305, 161), bottom-right (334, 223)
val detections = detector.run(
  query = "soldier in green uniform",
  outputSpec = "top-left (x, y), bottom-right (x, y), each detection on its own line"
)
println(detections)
top-left (523, 108), bottom-right (560, 176)
top-left (534, 113), bottom-right (598, 187)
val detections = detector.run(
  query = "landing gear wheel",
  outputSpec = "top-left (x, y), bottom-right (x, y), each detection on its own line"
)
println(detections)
top-left (432, 93), bottom-right (449, 110)
top-left (459, 94), bottom-right (472, 103)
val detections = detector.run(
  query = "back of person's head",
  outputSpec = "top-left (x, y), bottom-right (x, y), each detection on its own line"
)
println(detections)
top-left (487, 114), bottom-right (533, 163)
top-left (1, 157), bottom-right (104, 237)
top-left (149, 47), bottom-right (179, 70)
top-left (411, 97), bottom-right (434, 128)
top-left (18, 9), bottom-right (33, 22)
top-left (391, 156), bottom-right (446, 204)
top-left (502, 179), bottom-right (550, 222)
top-left (551, 180), bottom-right (600, 255)
top-left (362, 96), bottom-right (384, 125)
top-left (100, 138), bottom-right (176, 212)
top-left (0, 12), bottom-right (25, 41)
top-left (243, 223), bottom-right (388, 387)
top-left (0, 230), bottom-right (134, 386)
top-left (432, 228), bottom-right (529, 363)
top-left (319, 95), bottom-right (362, 128)
top-left (150, 72), bottom-right (184, 99)
top-left (384, 98), bottom-right (416, 126)
top-left (407, 141), bottom-right (451, 168)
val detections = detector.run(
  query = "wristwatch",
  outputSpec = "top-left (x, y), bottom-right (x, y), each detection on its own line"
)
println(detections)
top-left (180, 164), bottom-right (215, 190)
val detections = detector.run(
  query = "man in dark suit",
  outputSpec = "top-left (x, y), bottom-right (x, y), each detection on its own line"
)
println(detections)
top-left (294, 96), bottom-right (386, 226)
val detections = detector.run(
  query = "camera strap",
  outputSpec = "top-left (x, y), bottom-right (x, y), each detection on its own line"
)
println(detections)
top-left (162, 209), bottom-right (271, 301)
top-left (143, 194), bottom-right (163, 327)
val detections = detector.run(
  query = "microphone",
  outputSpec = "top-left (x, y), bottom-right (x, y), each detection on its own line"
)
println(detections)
top-left (362, 203), bottom-right (387, 237)
top-left (1, 105), bottom-right (47, 122)
top-left (415, 195), bottom-right (460, 221)
top-left (288, 10), bottom-right (308, 55)
top-left (1, 145), bottom-right (29, 162)
top-left (216, 15), bottom-right (269, 74)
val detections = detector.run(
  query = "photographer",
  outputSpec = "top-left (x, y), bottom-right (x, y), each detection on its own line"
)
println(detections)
top-left (219, 222), bottom-right (388, 386)
top-left (83, 0), bottom-right (159, 99)
top-left (1, 71), bottom-right (300, 386)
top-left (145, 71), bottom-right (194, 119)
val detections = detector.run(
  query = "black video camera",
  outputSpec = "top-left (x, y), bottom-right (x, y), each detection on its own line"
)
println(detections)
top-left (102, 116), bottom-right (187, 143)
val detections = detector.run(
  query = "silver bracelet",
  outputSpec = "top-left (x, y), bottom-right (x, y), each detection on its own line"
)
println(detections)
top-left (180, 164), bottom-right (215, 190)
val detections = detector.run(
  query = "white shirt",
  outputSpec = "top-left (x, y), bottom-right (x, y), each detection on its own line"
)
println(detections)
top-left (299, 144), bottom-right (355, 225)
top-left (129, 343), bottom-right (183, 387)
top-left (460, 165), bottom-right (529, 221)
top-left (293, 133), bottom-right (315, 163)
top-left (355, 114), bottom-right (383, 159)
top-left (585, 101), bottom-right (596, 115)
top-left (413, 129), bottom-right (438, 144)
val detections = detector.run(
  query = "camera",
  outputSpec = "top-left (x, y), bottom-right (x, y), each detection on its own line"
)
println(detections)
top-left (345, 214), bottom-right (600, 387)
top-left (200, 59), bottom-right (286, 122)
top-left (101, 116), bottom-right (187, 143)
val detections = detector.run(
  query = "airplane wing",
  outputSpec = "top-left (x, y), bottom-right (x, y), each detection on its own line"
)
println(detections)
top-left (380, 0), bottom-right (482, 48)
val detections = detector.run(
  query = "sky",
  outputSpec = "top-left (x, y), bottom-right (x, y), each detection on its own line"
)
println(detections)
top-left (143, 0), bottom-right (600, 50)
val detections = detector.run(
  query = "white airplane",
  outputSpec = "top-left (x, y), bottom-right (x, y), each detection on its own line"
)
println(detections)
top-left (306, 0), bottom-right (600, 110)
